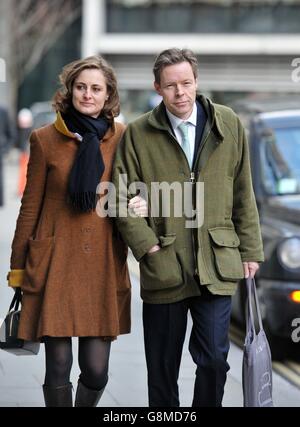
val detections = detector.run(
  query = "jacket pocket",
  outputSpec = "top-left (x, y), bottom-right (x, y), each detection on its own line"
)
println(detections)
top-left (22, 236), bottom-right (55, 294)
top-left (140, 234), bottom-right (183, 291)
top-left (208, 227), bottom-right (244, 281)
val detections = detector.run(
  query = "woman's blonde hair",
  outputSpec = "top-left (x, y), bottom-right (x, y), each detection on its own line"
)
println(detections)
top-left (52, 55), bottom-right (120, 122)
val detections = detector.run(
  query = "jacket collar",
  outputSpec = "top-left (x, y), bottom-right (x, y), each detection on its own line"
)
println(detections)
top-left (54, 111), bottom-right (76, 138)
top-left (148, 94), bottom-right (224, 142)
top-left (54, 111), bottom-right (116, 142)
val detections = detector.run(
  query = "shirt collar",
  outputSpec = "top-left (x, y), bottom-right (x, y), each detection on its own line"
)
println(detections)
top-left (166, 102), bottom-right (197, 130)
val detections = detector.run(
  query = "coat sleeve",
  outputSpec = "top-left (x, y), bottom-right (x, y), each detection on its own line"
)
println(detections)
top-left (232, 117), bottom-right (264, 262)
top-left (10, 130), bottom-right (48, 270)
top-left (111, 125), bottom-right (159, 261)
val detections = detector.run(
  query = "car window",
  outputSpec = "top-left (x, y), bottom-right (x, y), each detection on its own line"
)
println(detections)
top-left (260, 126), bottom-right (300, 195)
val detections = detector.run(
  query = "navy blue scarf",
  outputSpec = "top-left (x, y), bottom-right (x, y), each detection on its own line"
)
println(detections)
top-left (63, 107), bottom-right (109, 212)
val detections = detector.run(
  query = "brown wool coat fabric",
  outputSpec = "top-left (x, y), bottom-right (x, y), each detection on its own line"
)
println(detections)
top-left (10, 117), bottom-right (131, 341)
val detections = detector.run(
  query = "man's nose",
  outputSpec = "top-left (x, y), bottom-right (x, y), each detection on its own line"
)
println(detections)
top-left (175, 85), bottom-right (184, 96)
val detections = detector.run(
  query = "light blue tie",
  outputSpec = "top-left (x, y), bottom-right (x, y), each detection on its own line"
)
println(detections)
top-left (178, 122), bottom-right (192, 168)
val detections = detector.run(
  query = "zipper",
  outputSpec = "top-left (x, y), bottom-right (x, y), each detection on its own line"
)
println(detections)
top-left (190, 171), bottom-right (198, 278)
top-left (167, 128), bottom-right (213, 281)
top-left (190, 125), bottom-right (213, 280)
top-left (168, 131), bottom-right (199, 278)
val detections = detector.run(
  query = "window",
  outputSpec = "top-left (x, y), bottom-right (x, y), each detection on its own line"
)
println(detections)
top-left (261, 126), bottom-right (300, 195)
top-left (106, 0), bottom-right (300, 33)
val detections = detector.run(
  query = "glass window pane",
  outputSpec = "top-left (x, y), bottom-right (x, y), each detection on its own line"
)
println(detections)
top-left (106, 1), bottom-right (300, 33)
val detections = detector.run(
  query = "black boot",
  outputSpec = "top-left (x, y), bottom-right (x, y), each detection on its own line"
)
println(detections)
top-left (74, 379), bottom-right (105, 407)
top-left (43, 383), bottom-right (73, 407)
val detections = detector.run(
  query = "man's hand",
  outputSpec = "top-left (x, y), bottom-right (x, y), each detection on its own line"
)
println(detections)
top-left (147, 244), bottom-right (161, 254)
top-left (243, 262), bottom-right (259, 279)
top-left (128, 195), bottom-right (148, 217)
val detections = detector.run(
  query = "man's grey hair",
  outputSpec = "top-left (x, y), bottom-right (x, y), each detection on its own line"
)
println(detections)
top-left (153, 48), bottom-right (198, 84)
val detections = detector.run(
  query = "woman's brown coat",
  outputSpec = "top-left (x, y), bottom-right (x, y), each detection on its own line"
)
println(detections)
top-left (10, 114), bottom-right (131, 341)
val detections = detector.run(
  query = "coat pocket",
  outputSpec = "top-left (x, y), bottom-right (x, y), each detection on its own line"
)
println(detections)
top-left (22, 236), bottom-right (55, 294)
top-left (140, 234), bottom-right (183, 291)
top-left (208, 227), bottom-right (244, 281)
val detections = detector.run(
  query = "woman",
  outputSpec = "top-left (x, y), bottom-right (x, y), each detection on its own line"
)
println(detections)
top-left (7, 56), bottom-right (146, 407)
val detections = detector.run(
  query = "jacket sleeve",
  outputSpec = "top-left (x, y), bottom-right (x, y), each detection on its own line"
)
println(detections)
top-left (111, 125), bottom-right (159, 261)
top-left (232, 117), bottom-right (264, 263)
top-left (9, 130), bottom-right (48, 271)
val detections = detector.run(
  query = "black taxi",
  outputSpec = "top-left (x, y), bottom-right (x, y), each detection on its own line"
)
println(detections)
top-left (230, 97), bottom-right (300, 359)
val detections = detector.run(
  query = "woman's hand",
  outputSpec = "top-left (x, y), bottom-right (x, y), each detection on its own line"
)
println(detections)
top-left (128, 195), bottom-right (148, 217)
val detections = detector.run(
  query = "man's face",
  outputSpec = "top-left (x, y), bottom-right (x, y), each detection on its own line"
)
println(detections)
top-left (154, 61), bottom-right (197, 120)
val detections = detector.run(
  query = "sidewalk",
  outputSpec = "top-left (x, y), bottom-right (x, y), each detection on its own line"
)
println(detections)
top-left (1, 155), bottom-right (300, 407)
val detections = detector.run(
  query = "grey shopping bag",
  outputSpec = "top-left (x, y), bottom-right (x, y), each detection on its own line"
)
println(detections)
top-left (242, 277), bottom-right (273, 407)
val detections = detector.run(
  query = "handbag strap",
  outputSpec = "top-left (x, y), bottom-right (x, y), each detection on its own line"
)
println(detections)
top-left (245, 277), bottom-right (263, 337)
top-left (8, 287), bottom-right (22, 312)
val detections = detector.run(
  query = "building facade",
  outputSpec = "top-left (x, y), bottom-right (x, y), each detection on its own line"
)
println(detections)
top-left (82, 0), bottom-right (300, 119)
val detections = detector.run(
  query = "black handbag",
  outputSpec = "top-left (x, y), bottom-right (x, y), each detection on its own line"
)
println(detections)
top-left (0, 288), bottom-right (40, 355)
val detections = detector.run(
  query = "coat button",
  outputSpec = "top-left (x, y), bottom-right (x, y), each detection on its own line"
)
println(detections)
top-left (83, 243), bottom-right (91, 252)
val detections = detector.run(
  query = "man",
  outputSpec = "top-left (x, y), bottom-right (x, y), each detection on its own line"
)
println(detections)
top-left (112, 48), bottom-right (264, 407)
top-left (0, 106), bottom-right (15, 206)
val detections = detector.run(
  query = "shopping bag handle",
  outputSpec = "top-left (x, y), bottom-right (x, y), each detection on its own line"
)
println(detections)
top-left (8, 288), bottom-right (22, 313)
top-left (245, 277), bottom-right (263, 337)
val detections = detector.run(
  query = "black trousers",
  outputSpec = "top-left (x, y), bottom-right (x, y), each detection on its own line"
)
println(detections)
top-left (143, 287), bottom-right (232, 407)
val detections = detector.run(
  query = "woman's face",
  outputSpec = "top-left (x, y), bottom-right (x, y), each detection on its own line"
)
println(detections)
top-left (72, 68), bottom-right (108, 118)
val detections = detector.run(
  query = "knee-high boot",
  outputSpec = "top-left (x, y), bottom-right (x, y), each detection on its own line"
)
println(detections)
top-left (74, 379), bottom-right (105, 407)
top-left (43, 383), bottom-right (73, 407)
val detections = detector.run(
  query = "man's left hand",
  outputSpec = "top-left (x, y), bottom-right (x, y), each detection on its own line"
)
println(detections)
top-left (243, 262), bottom-right (259, 279)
